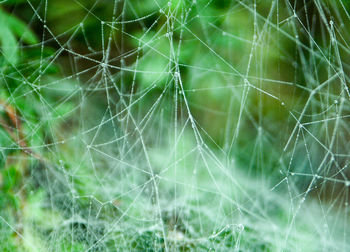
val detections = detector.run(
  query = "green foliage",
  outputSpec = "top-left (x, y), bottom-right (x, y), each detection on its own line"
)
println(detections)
top-left (1, 0), bottom-right (350, 251)
top-left (0, 8), bottom-right (38, 66)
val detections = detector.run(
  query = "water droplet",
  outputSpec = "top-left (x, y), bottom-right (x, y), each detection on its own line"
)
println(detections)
top-left (237, 224), bottom-right (244, 232)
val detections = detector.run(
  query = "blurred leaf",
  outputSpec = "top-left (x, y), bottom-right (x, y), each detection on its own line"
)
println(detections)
top-left (1, 166), bottom-right (19, 191)
top-left (6, 12), bottom-right (38, 45)
top-left (0, 8), bottom-right (38, 66)
top-left (0, 18), bottom-right (18, 66)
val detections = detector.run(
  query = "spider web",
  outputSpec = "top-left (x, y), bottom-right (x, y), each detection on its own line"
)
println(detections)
top-left (1, 0), bottom-right (350, 251)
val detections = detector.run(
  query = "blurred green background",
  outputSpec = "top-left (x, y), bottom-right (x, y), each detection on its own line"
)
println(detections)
top-left (1, 0), bottom-right (350, 251)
